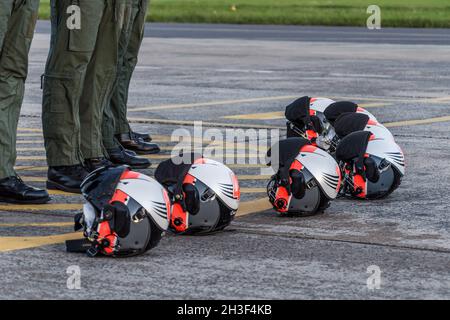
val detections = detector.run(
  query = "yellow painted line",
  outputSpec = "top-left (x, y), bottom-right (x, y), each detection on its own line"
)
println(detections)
top-left (359, 102), bottom-right (392, 108)
top-left (21, 176), bottom-right (46, 182)
top-left (238, 175), bottom-right (271, 181)
top-left (223, 103), bottom-right (391, 121)
top-left (20, 174), bottom-right (270, 183)
top-left (224, 111), bottom-right (284, 121)
top-left (142, 153), bottom-right (264, 160)
top-left (17, 147), bottom-right (45, 152)
top-left (159, 145), bottom-right (266, 152)
top-left (236, 198), bottom-right (272, 217)
top-left (228, 114), bottom-right (450, 129)
top-left (15, 134), bottom-right (262, 152)
top-left (17, 128), bottom-right (42, 133)
top-left (241, 187), bottom-right (266, 193)
top-left (0, 203), bottom-right (82, 211)
top-left (128, 95), bottom-right (299, 112)
top-left (16, 156), bottom-right (46, 161)
top-left (152, 135), bottom-right (242, 147)
top-left (16, 140), bottom-right (44, 144)
top-left (13, 163), bottom-right (265, 174)
top-left (48, 190), bottom-right (81, 197)
top-left (128, 95), bottom-right (430, 114)
top-left (385, 115), bottom-right (450, 128)
top-left (418, 96), bottom-right (450, 103)
top-left (17, 133), bottom-right (43, 137)
top-left (0, 232), bottom-right (82, 253)
top-left (0, 222), bottom-right (72, 227)
top-left (0, 197), bottom-right (273, 252)
top-left (149, 135), bottom-right (263, 152)
top-left (128, 117), bottom-right (281, 129)
top-left (14, 166), bottom-right (47, 172)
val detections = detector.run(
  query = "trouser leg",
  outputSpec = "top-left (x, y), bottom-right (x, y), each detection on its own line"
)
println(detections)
top-left (103, 0), bottom-right (147, 150)
top-left (0, 0), bottom-right (39, 179)
top-left (42, 0), bottom-right (104, 167)
top-left (104, 0), bottom-right (148, 147)
top-left (79, 0), bottom-right (122, 158)
top-left (0, 0), bottom-right (13, 49)
top-left (102, 0), bottom-right (135, 150)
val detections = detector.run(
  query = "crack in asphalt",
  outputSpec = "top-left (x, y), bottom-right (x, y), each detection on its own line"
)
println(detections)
top-left (232, 227), bottom-right (450, 254)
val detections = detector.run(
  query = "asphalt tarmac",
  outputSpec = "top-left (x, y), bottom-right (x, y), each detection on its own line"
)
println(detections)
top-left (36, 21), bottom-right (450, 45)
top-left (0, 22), bottom-right (449, 299)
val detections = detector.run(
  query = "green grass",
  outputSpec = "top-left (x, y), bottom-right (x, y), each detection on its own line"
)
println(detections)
top-left (38, 0), bottom-right (450, 28)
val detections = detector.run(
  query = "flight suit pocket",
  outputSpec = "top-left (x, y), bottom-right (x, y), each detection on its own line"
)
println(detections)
top-left (68, 0), bottom-right (103, 52)
top-left (42, 73), bottom-right (73, 114)
top-left (0, 76), bottom-right (18, 112)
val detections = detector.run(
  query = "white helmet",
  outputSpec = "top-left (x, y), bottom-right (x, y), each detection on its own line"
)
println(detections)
top-left (309, 97), bottom-right (335, 113)
top-left (319, 100), bottom-right (378, 122)
top-left (155, 155), bottom-right (240, 234)
top-left (67, 166), bottom-right (170, 257)
top-left (267, 138), bottom-right (341, 215)
top-left (285, 97), bottom-right (379, 152)
top-left (330, 112), bottom-right (396, 148)
top-left (336, 131), bottom-right (405, 199)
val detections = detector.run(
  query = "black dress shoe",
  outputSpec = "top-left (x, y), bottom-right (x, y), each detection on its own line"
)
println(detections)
top-left (116, 133), bottom-right (160, 155)
top-left (47, 165), bottom-right (88, 194)
top-left (124, 148), bottom-right (137, 157)
top-left (108, 147), bottom-right (151, 169)
top-left (0, 176), bottom-right (50, 204)
top-left (132, 131), bottom-right (152, 142)
top-left (84, 157), bottom-right (114, 173)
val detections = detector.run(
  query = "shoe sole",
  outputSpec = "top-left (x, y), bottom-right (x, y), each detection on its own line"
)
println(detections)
top-left (0, 196), bottom-right (51, 205)
top-left (46, 181), bottom-right (82, 194)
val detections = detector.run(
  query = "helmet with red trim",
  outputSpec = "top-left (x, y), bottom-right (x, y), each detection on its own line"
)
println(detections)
top-left (266, 138), bottom-right (341, 215)
top-left (336, 131), bottom-right (405, 199)
top-left (66, 166), bottom-right (170, 257)
top-left (285, 96), bottom-right (324, 144)
top-left (285, 97), bottom-right (379, 152)
top-left (309, 97), bottom-right (335, 113)
top-left (329, 111), bottom-right (395, 150)
top-left (155, 154), bottom-right (240, 234)
top-left (322, 100), bottom-right (378, 123)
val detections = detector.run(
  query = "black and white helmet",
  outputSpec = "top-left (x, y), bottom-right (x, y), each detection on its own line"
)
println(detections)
top-left (267, 138), bottom-right (341, 215)
top-left (67, 166), bottom-right (170, 257)
top-left (336, 131), bottom-right (405, 199)
top-left (155, 155), bottom-right (240, 235)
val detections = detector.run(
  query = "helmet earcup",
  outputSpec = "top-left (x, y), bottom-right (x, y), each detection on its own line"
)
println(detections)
top-left (290, 169), bottom-right (306, 199)
top-left (364, 157), bottom-right (380, 183)
top-left (183, 183), bottom-right (200, 215)
top-left (104, 202), bottom-right (131, 238)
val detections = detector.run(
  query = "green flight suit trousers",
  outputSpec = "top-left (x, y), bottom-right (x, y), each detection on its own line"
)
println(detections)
top-left (102, 0), bottom-right (149, 150)
top-left (0, 0), bottom-right (39, 179)
top-left (42, 0), bottom-right (124, 166)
